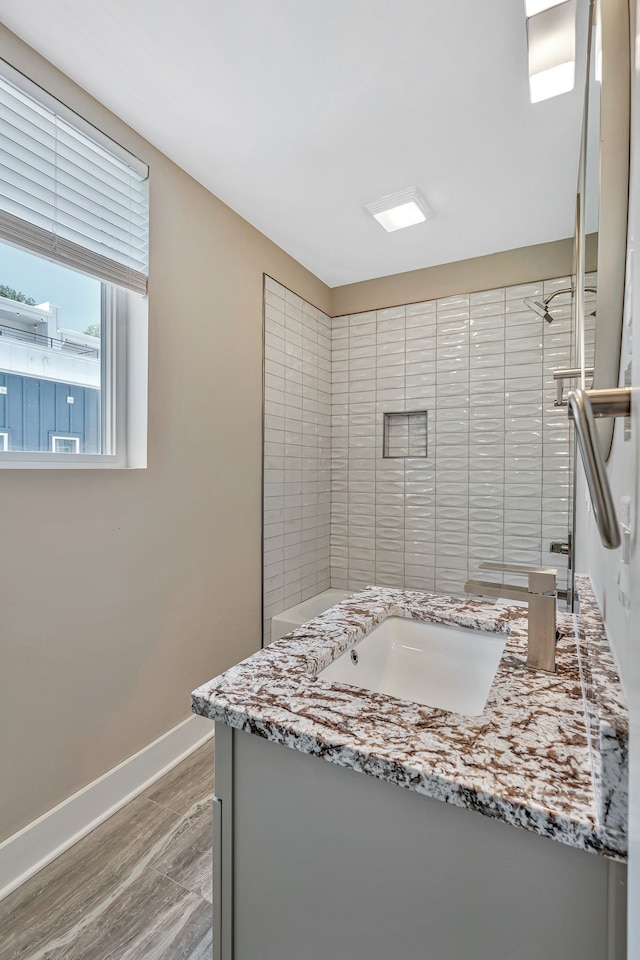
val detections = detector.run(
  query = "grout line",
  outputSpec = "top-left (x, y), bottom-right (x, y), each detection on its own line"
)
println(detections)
top-left (435, 300), bottom-right (440, 591)
top-left (144, 787), bottom-right (213, 823)
top-left (140, 796), bottom-right (179, 816)
top-left (502, 290), bottom-right (506, 575)
top-left (468, 319), bottom-right (473, 586)
top-left (541, 287), bottom-right (545, 571)
top-left (348, 311), bottom-right (352, 590)
top-left (402, 306), bottom-right (406, 589)
top-left (148, 865), bottom-right (212, 905)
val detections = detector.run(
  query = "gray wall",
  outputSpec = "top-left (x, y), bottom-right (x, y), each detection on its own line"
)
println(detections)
top-left (0, 24), bottom-right (331, 843)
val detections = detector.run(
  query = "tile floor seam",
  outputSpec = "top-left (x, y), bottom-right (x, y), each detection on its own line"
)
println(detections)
top-left (148, 865), bottom-right (211, 904)
top-left (143, 794), bottom-right (191, 820)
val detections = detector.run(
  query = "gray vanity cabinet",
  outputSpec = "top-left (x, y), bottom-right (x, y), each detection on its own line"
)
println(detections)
top-left (213, 723), bottom-right (625, 960)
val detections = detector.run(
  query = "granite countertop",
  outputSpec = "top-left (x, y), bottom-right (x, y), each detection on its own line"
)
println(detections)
top-left (192, 578), bottom-right (628, 861)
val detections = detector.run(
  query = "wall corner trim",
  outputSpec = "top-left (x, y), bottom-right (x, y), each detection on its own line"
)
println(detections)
top-left (0, 714), bottom-right (213, 902)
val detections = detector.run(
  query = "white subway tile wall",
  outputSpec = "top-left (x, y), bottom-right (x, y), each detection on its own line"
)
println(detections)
top-left (263, 277), bottom-right (332, 644)
top-left (265, 274), bottom-right (591, 640)
top-left (330, 277), bottom-right (585, 600)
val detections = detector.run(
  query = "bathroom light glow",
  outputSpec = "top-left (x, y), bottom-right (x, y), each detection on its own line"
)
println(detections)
top-left (529, 61), bottom-right (576, 103)
top-left (594, 0), bottom-right (602, 82)
top-left (524, 0), bottom-right (566, 16)
top-left (373, 201), bottom-right (426, 232)
top-left (364, 187), bottom-right (432, 233)
top-left (527, 0), bottom-right (576, 103)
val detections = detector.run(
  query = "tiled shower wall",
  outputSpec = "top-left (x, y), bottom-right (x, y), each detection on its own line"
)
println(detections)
top-left (262, 278), bottom-right (331, 644)
top-left (264, 274), bottom-right (595, 640)
top-left (330, 277), bottom-right (589, 599)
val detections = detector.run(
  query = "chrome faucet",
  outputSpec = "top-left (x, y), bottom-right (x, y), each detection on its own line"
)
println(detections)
top-left (464, 562), bottom-right (558, 674)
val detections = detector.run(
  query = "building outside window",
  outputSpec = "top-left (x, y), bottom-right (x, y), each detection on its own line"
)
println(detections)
top-left (0, 245), bottom-right (102, 454)
top-left (51, 436), bottom-right (81, 454)
top-left (0, 62), bottom-right (149, 468)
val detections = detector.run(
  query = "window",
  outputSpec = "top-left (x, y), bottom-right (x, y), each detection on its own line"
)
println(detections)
top-left (0, 432), bottom-right (7, 451)
top-left (51, 436), bottom-right (80, 454)
top-left (0, 60), bottom-right (149, 468)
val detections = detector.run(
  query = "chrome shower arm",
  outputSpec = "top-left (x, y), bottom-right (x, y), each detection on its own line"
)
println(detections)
top-left (543, 286), bottom-right (597, 306)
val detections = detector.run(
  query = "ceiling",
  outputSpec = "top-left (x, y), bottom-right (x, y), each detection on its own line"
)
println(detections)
top-left (0, 0), bottom-right (588, 287)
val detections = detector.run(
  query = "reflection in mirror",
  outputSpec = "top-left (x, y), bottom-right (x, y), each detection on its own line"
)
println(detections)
top-left (576, 0), bottom-right (630, 457)
top-left (582, 11), bottom-right (600, 380)
top-left (567, 0), bottom-right (630, 562)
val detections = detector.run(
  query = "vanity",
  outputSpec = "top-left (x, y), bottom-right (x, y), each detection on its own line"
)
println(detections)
top-left (192, 576), bottom-right (628, 960)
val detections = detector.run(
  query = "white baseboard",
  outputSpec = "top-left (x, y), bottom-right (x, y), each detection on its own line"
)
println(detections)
top-left (0, 714), bottom-right (213, 902)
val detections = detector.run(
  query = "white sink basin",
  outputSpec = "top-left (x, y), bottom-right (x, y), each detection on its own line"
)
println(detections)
top-left (318, 617), bottom-right (506, 716)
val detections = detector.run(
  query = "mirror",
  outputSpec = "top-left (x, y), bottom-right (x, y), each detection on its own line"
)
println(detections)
top-left (576, 0), bottom-right (630, 456)
top-left (578, 1), bottom-right (600, 381)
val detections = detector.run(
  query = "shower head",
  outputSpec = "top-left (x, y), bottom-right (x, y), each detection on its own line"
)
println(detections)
top-left (523, 286), bottom-right (596, 325)
top-left (523, 297), bottom-right (554, 324)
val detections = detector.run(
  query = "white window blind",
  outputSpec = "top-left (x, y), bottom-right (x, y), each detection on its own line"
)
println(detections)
top-left (0, 61), bottom-right (149, 294)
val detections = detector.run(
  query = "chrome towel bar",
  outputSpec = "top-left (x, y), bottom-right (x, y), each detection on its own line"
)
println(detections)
top-left (567, 388), bottom-right (631, 550)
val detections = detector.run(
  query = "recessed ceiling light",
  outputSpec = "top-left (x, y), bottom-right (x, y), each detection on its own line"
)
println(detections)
top-left (524, 0), bottom-right (565, 16)
top-left (364, 187), bottom-right (433, 233)
top-left (527, 0), bottom-right (576, 103)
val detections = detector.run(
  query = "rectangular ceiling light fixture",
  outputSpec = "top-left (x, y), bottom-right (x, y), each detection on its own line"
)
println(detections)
top-left (527, 0), bottom-right (576, 103)
top-left (364, 187), bottom-right (433, 232)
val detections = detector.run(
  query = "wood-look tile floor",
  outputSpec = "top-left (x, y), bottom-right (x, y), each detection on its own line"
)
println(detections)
top-left (0, 741), bottom-right (215, 960)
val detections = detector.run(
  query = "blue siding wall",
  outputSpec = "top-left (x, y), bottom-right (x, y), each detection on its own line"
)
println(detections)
top-left (0, 373), bottom-right (100, 452)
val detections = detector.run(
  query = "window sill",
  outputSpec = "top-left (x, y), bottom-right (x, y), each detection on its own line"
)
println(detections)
top-left (0, 454), bottom-right (144, 469)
